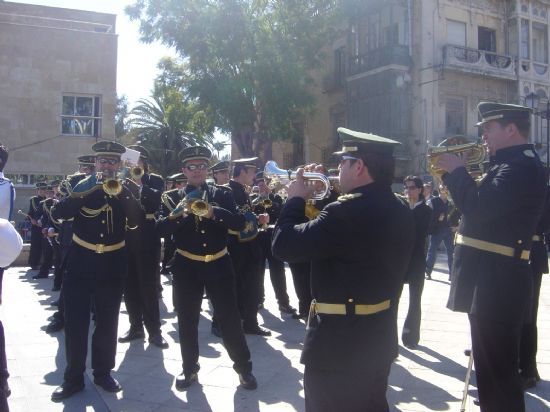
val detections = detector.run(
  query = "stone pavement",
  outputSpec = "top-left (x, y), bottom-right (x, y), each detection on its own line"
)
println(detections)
top-left (1, 254), bottom-right (549, 411)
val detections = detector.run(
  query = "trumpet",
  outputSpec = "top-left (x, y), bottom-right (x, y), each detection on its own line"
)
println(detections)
top-left (97, 172), bottom-right (122, 196)
top-left (427, 143), bottom-right (486, 180)
top-left (182, 190), bottom-right (209, 217)
top-left (130, 166), bottom-right (144, 180)
top-left (252, 196), bottom-right (272, 209)
top-left (264, 161), bottom-right (337, 200)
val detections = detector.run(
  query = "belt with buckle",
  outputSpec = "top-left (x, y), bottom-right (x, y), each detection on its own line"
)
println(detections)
top-left (176, 247), bottom-right (228, 263)
top-left (145, 213), bottom-right (156, 220)
top-left (72, 234), bottom-right (125, 254)
top-left (455, 233), bottom-right (530, 260)
top-left (310, 299), bottom-right (390, 316)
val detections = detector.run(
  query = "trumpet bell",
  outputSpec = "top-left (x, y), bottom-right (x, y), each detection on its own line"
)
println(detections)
top-left (103, 179), bottom-right (122, 196)
top-left (131, 166), bottom-right (144, 180)
top-left (264, 161), bottom-right (333, 200)
top-left (427, 143), bottom-right (486, 179)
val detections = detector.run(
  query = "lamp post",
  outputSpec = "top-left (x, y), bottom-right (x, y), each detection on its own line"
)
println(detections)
top-left (525, 92), bottom-right (550, 167)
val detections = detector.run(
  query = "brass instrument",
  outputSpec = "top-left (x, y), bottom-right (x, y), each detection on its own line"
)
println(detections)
top-left (427, 142), bottom-right (486, 180)
top-left (183, 190), bottom-right (209, 217)
top-left (264, 161), bottom-right (338, 200)
top-left (130, 166), bottom-right (144, 180)
top-left (97, 172), bottom-right (122, 196)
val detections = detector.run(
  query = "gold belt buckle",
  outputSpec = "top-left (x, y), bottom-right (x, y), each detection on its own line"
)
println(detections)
top-left (96, 244), bottom-right (105, 254)
top-left (204, 254), bottom-right (214, 263)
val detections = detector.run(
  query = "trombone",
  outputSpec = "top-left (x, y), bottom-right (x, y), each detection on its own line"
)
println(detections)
top-left (264, 161), bottom-right (338, 200)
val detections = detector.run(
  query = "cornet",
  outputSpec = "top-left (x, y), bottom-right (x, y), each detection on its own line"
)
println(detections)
top-left (264, 161), bottom-right (337, 200)
top-left (427, 143), bottom-right (486, 180)
top-left (97, 171), bottom-right (123, 196)
top-left (130, 166), bottom-right (144, 180)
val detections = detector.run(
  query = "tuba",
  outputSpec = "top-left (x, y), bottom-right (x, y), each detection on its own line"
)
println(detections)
top-left (264, 161), bottom-right (337, 200)
top-left (427, 137), bottom-right (487, 180)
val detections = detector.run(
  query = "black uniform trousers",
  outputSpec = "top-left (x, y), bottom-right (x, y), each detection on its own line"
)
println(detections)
top-left (228, 238), bottom-right (262, 329)
top-left (288, 262), bottom-right (312, 316)
top-left (173, 255), bottom-right (252, 377)
top-left (162, 236), bottom-right (176, 271)
top-left (124, 246), bottom-right (162, 336)
top-left (401, 273), bottom-right (425, 347)
top-left (28, 225), bottom-right (43, 268)
top-left (469, 314), bottom-right (525, 412)
top-left (63, 246), bottom-right (126, 384)
top-left (519, 268), bottom-right (544, 378)
top-left (304, 363), bottom-right (391, 412)
top-left (38, 238), bottom-right (59, 278)
top-left (257, 228), bottom-right (290, 307)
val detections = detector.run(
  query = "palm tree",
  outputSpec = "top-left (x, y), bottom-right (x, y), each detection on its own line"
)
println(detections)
top-left (128, 85), bottom-right (215, 177)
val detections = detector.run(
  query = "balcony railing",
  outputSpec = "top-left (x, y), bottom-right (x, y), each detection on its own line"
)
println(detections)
top-left (443, 44), bottom-right (516, 80)
top-left (349, 45), bottom-right (411, 76)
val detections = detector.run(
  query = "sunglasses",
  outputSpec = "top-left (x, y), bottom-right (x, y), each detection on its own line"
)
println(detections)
top-left (185, 163), bottom-right (209, 171)
top-left (97, 158), bottom-right (120, 166)
top-left (403, 185), bottom-right (418, 190)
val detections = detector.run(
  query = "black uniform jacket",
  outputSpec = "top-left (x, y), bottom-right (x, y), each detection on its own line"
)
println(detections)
top-left (125, 173), bottom-right (164, 251)
top-left (28, 195), bottom-right (44, 221)
top-left (272, 181), bottom-right (415, 370)
top-left (405, 201), bottom-right (431, 282)
top-left (443, 144), bottom-right (546, 324)
top-left (51, 180), bottom-right (142, 252)
top-left (156, 182), bottom-right (246, 279)
top-left (531, 187), bottom-right (550, 275)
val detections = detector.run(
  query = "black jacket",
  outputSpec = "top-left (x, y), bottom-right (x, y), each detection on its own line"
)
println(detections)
top-left (443, 144), bottom-right (546, 324)
top-left (405, 201), bottom-right (431, 281)
top-left (272, 181), bottom-right (415, 370)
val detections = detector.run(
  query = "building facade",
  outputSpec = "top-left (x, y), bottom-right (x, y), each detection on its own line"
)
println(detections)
top-left (297, 0), bottom-right (550, 179)
top-left (0, 1), bottom-right (117, 220)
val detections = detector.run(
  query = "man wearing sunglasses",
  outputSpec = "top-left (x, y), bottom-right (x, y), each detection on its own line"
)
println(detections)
top-left (50, 141), bottom-right (142, 400)
top-left (272, 128), bottom-right (415, 411)
top-left (157, 146), bottom-right (257, 391)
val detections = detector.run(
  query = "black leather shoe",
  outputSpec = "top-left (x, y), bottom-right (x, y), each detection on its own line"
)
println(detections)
top-left (278, 304), bottom-right (296, 314)
top-left (52, 285), bottom-right (61, 292)
top-left (403, 342), bottom-right (417, 350)
top-left (243, 326), bottom-right (271, 336)
top-left (118, 328), bottom-right (145, 343)
top-left (425, 274), bottom-right (432, 280)
top-left (51, 300), bottom-right (59, 307)
top-left (175, 372), bottom-right (198, 391)
top-left (239, 372), bottom-right (257, 390)
top-left (464, 349), bottom-right (472, 357)
top-left (211, 325), bottom-right (222, 338)
top-left (473, 398), bottom-right (480, 406)
top-left (148, 333), bottom-right (169, 349)
top-left (46, 319), bottom-right (64, 333)
top-left (33, 273), bottom-right (48, 279)
top-left (51, 381), bottom-right (84, 401)
top-left (93, 375), bottom-right (121, 393)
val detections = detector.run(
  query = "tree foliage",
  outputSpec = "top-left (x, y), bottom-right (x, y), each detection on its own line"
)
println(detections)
top-left (128, 83), bottom-right (215, 177)
top-left (126, 0), bottom-right (341, 159)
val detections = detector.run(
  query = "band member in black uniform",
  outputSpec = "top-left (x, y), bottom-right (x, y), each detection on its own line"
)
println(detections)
top-left (272, 128), bottom-right (414, 411)
top-left (157, 146), bottom-right (257, 391)
top-left (437, 102), bottom-right (546, 412)
top-left (400, 176), bottom-right (431, 349)
top-left (519, 184), bottom-right (550, 389)
top-left (34, 182), bottom-right (63, 282)
top-left (229, 158), bottom-right (271, 336)
top-left (119, 145), bottom-right (168, 348)
top-left (27, 182), bottom-right (46, 269)
top-left (210, 161), bottom-right (230, 185)
top-left (161, 173), bottom-right (187, 275)
top-left (252, 171), bottom-right (295, 314)
top-left (45, 156), bottom-right (94, 333)
top-left (50, 141), bottom-right (142, 400)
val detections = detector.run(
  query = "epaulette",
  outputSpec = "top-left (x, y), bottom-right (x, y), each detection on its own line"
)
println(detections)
top-left (214, 184), bottom-right (232, 192)
top-left (337, 193), bottom-right (362, 202)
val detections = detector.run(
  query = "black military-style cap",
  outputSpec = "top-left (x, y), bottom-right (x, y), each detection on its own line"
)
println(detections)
top-left (476, 102), bottom-right (532, 127)
top-left (45, 185), bottom-right (54, 191)
top-left (92, 140), bottom-right (126, 157)
top-left (179, 146), bottom-right (211, 163)
top-left (50, 179), bottom-right (61, 187)
top-left (127, 145), bottom-right (150, 160)
top-left (334, 127), bottom-right (400, 157)
top-left (210, 161), bottom-right (230, 173)
top-left (169, 172), bottom-right (187, 183)
top-left (232, 157), bottom-right (259, 168)
top-left (77, 155), bottom-right (95, 166)
top-left (35, 182), bottom-right (47, 189)
top-left (255, 171), bottom-right (265, 182)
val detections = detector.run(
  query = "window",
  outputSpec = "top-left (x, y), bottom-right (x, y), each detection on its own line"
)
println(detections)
top-left (446, 98), bottom-right (466, 135)
top-left (447, 20), bottom-right (466, 47)
top-left (508, 19), bottom-right (518, 56)
top-left (61, 95), bottom-right (101, 137)
top-left (334, 47), bottom-right (346, 86)
top-left (532, 23), bottom-right (548, 63)
top-left (521, 19), bottom-right (530, 59)
top-left (478, 27), bottom-right (496, 52)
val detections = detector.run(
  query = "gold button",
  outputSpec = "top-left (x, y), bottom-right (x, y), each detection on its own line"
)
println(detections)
top-left (518, 240), bottom-right (523, 244)
top-left (201, 230), bottom-right (205, 234)
top-left (203, 243), bottom-right (207, 247)
top-left (348, 298), bottom-right (354, 303)
top-left (102, 220), bottom-right (105, 224)
top-left (219, 219), bottom-right (223, 222)
top-left (100, 234), bottom-right (104, 238)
